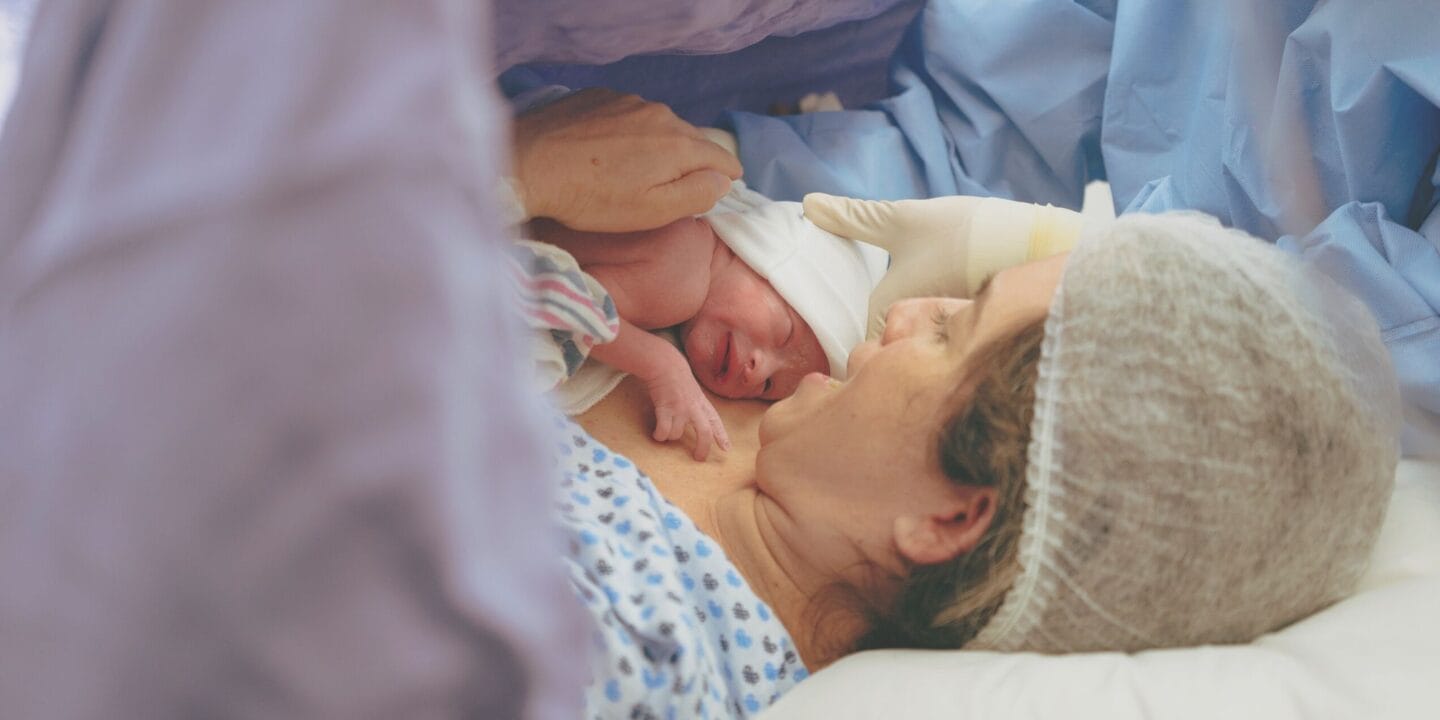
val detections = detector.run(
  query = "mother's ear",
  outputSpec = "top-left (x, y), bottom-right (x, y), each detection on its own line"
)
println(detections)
top-left (892, 486), bottom-right (997, 566)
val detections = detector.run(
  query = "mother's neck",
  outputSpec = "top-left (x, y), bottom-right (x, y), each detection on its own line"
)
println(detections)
top-left (706, 487), bottom-right (873, 669)
top-left (573, 380), bottom-right (876, 668)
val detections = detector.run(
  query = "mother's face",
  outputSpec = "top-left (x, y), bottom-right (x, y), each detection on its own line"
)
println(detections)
top-left (754, 254), bottom-right (1066, 571)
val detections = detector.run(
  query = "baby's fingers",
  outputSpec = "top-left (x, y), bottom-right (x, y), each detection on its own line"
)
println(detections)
top-left (708, 405), bottom-right (731, 453)
top-left (691, 422), bottom-right (712, 462)
top-left (653, 408), bottom-right (683, 443)
top-left (690, 403), bottom-right (730, 461)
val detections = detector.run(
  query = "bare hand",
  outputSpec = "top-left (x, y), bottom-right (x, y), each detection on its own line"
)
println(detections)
top-left (513, 89), bottom-right (743, 233)
top-left (644, 360), bottom-right (731, 462)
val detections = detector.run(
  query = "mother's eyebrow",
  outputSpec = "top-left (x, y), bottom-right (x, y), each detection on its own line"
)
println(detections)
top-left (968, 273), bottom-right (997, 332)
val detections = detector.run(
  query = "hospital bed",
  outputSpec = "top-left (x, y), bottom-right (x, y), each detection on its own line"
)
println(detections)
top-left (763, 458), bottom-right (1440, 719)
top-left (499, 1), bottom-right (1440, 717)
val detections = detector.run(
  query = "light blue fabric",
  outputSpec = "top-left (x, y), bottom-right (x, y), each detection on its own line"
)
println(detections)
top-left (550, 420), bottom-right (808, 719)
top-left (728, 0), bottom-right (1440, 457)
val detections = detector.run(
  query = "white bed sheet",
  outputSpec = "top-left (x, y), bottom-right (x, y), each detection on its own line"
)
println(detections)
top-left (761, 460), bottom-right (1440, 720)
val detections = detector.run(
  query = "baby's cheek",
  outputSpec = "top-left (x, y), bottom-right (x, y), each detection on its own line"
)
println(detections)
top-left (800, 348), bottom-right (828, 375)
top-left (803, 331), bottom-right (831, 376)
top-left (776, 343), bottom-right (829, 396)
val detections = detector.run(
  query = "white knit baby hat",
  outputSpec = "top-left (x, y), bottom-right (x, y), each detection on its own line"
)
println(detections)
top-left (968, 211), bottom-right (1402, 653)
top-left (706, 184), bottom-right (888, 379)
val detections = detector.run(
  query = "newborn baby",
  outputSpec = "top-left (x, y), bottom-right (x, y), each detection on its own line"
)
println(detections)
top-left (532, 187), bottom-right (885, 459)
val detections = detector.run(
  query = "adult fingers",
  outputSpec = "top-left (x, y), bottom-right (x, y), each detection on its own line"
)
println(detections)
top-left (644, 169), bottom-right (736, 225)
top-left (699, 127), bottom-right (739, 157)
top-left (653, 134), bottom-right (743, 183)
top-left (802, 193), bottom-right (905, 247)
top-left (689, 137), bottom-right (744, 180)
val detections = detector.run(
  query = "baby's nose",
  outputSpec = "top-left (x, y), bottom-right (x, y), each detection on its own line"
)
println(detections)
top-left (740, 353), bottom-right (765, 388)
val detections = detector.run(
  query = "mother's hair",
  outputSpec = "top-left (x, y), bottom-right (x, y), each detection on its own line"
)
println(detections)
top-left (851, 211), bottom-right (1402, 655)
top-left (858, 317), bottom-right (1045, 650)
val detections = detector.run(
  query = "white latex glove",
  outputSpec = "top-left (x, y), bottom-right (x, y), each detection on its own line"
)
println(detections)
top-left (802, 193), bottom-right (1084, 338)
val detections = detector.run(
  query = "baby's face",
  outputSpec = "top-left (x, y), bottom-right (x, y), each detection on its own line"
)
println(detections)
top-left (680, 257), bottom-right (828, 401)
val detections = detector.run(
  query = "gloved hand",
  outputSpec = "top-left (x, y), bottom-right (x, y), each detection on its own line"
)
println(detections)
top-left (802, 193), bottom-right (1084, 338)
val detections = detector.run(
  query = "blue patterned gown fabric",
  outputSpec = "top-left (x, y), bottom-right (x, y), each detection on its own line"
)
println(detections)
top-left (550, 421), bottom-right (809, 720)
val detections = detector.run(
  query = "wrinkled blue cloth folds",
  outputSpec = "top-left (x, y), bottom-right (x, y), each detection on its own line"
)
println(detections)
top-left (729, 0), bottom-right (1440, 456)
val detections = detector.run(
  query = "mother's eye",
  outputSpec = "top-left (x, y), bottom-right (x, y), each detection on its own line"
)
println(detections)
top-left (931, 307), bottom-right (955, 343)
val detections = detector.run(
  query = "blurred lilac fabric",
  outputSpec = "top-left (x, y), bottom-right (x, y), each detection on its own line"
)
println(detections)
top-left (0, 0), bottom-right (37, 121)
top-left (501, 0), bottom-right (922, 127)
top-left (495, 0), bottom-right (906, 67)
top-left (0, 2), bottom-right (587, 718)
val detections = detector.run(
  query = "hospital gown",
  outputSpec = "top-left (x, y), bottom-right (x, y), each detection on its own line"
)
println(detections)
top-left (726, 0), bottom-right (1440, 457)
top-left (550, 421), bottom-right (809, 720)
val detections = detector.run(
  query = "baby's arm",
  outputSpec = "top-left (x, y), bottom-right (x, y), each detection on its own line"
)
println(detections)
top-left (588, 318), bottom-right (730, 461)
top-left (533, 217), bottom-right (728, 460)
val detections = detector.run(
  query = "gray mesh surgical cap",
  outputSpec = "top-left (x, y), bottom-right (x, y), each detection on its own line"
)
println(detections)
top-left (968, 211), bottom-right (1402, 653)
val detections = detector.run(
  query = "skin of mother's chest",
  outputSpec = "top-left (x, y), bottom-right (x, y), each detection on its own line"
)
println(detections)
top-left (577, 375), bottom-right (769, 529)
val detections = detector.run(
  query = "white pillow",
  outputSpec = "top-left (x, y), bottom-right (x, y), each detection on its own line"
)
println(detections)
top-left (760, 460), bottom-right (1440, 720)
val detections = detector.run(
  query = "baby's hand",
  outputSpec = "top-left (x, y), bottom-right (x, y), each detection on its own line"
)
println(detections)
top-left (643, 362), bottom-right (731, 461)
